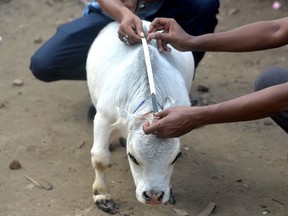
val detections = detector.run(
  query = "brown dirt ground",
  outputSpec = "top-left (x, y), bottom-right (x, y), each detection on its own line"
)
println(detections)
top-left (0, 0), bottom-right (287, 215)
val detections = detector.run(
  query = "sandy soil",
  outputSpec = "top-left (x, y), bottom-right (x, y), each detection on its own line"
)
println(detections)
top-left (0, 0), bottom-right (287, 215)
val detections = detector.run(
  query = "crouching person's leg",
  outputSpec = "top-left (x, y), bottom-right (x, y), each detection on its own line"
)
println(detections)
top-left (30, 12), bottom-right (112, 82)
top-left (254, 67), bottom-right (288, 133)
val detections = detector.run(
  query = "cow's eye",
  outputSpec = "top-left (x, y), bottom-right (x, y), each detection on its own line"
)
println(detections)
top-left (128, 153), bottom-right (140, 165)
top-left (171, 152), bottom-right (182, 165)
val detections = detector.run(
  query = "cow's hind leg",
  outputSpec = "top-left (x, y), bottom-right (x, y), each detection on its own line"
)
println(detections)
top-left (91, 113), bottom-right (117, 214)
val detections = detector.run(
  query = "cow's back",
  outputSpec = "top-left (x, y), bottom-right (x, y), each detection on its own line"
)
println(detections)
top-left (86, 21), bottom-right (194, 116)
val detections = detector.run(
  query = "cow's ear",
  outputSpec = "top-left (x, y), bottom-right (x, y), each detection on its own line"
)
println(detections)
top-left (116, 107), bottom-right (132, 122)
top-left (163, 96), bottom-right (175, 109)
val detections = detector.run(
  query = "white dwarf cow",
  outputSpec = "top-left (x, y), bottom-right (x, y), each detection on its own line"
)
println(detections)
top-left (86, 21), bottom-right (194, 214)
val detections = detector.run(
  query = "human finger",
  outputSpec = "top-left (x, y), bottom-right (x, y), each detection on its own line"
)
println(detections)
top-left (154, 110), bottom-right (169, 118)
top-left (147, 32), bottom-right (172, 51)
top-left (134, 20), bottom-right (145, 38)
top-left (143, 120), bottom-right (160, 134)
top-left (124, 25), bottom-right (142, 43)
top-left (148, 17), bottom-right (174, 33)
top-left (118, 28), bottom-right (137, 45)
top-left (158, 39), bottom-right (171, 52)
top-left (118, 29), bottom-right (129, 42)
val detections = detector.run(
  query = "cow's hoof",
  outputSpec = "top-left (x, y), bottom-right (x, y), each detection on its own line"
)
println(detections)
top-left (95, 199), bottom-right (117, 214)
top-left (169, 189), bottom-right (176, 204)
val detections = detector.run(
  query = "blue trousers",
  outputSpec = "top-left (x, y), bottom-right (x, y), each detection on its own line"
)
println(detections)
top-left (30, 0), bottom-right (219, 82)
top-left (254, 67), bottom-right (288, 133)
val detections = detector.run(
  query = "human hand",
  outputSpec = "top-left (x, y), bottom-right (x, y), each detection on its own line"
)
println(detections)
top-left (118, 12), bottom-right (144, 45)
top-left (143, 106), bottom-right (203, 138)
top-left (121, 0), bottom-right (138, 12)
top-left (147, 18), bottom-right (192, 52)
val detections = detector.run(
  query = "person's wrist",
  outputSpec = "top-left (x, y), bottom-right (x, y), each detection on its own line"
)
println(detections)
top-left (119, 7), bottom-right (134, 21)
top-left (187, 36), bottom-right (198, 51)
top-left (190, 106), bottom-right (209, 128)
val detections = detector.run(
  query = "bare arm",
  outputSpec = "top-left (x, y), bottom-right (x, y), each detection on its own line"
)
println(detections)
top-left (148, 17), bottom-right (288, 52)
top-left (191, 17), bottom-right (288, 52)
top-left (97, 0), bottom-right (143, 44)
top-left (97, 0), bottom-right (136, 22)
top-left (143, 83), bottom-right (288, 138)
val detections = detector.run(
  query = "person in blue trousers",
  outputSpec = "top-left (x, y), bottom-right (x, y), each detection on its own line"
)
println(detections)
top-left (30, 0), bottom-right (220, 82)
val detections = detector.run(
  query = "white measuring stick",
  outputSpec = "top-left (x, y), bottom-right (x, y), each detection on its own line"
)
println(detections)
top-left (141, 37), bottom-right (158, 113)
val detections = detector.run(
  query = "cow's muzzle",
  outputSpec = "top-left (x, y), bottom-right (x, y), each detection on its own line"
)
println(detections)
top-left (143, 190), bottom-right (164, 205)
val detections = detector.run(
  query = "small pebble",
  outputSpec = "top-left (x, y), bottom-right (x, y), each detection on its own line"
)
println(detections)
top-left (34, 36), bottom-right (43, 44)
top-left (12, 79), bottom-right (24, 86)
top-left (228, 8), bottom-right (240, 15)
top-left (9, 160), bottom-right (21, 170)
top-left (0, 101), bottom-right (7, 109)
top-left (197, 85), bottom-right (209, 92)
top-left (173, 208), bottom-right (189, 216)
top-left (243, 183), bottom-right (250, 189)
top-left (263, 120), bottom-right (273, 126)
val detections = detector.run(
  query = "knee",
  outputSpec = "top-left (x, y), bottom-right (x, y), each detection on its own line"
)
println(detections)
top-left (30, 54), bottom-right (57, 82)
top-left (254, 67), bottom-right (288, 91)
top-left (254, 68), bottom-right (273, 91)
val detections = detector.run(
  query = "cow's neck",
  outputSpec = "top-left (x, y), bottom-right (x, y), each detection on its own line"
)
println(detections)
top-left (131, 95), bottom-right (163, 115)
top-left (126, 67), bottom-right (165, 115)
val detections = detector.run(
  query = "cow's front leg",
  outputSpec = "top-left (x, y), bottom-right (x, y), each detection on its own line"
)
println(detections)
top-left (91, 113), bottom-right (117, 214)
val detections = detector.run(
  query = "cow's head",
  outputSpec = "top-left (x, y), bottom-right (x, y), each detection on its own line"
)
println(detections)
top-left (119, 97), bottom-right (181, 205)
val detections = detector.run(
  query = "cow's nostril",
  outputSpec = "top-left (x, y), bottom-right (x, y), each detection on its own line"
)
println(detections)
top-left (143, 191), bottom-right (150, 201)
top-left (143, 190), bottom-right (165, 203)
top-left (158, 191), bottom-right (164, 201)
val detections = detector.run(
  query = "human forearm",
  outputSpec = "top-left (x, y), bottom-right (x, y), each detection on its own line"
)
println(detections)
top-left (148, 17), bottom-right (288, 52)
top-left (143, 83), bottom-right (288, 138)
top-left (190, 17), bottom-right (288, 52)
top-left (97, 0), bottom-right (135, 22)
top-left (200, 83), bottom-right (288, 125)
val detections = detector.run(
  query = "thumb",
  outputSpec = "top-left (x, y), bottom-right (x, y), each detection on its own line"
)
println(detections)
top-left (143, 121), bottom-right (151, 134)
top-left (154, 32), bottom-right (170, 41)
top-left (155, 110), bottom-right (169, 118)
top-left (143, 120), bottom-right (159, 134)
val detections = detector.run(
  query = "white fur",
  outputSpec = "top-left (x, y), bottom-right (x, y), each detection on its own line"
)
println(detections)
top-left (86, 21), bottom-right (194, 206)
